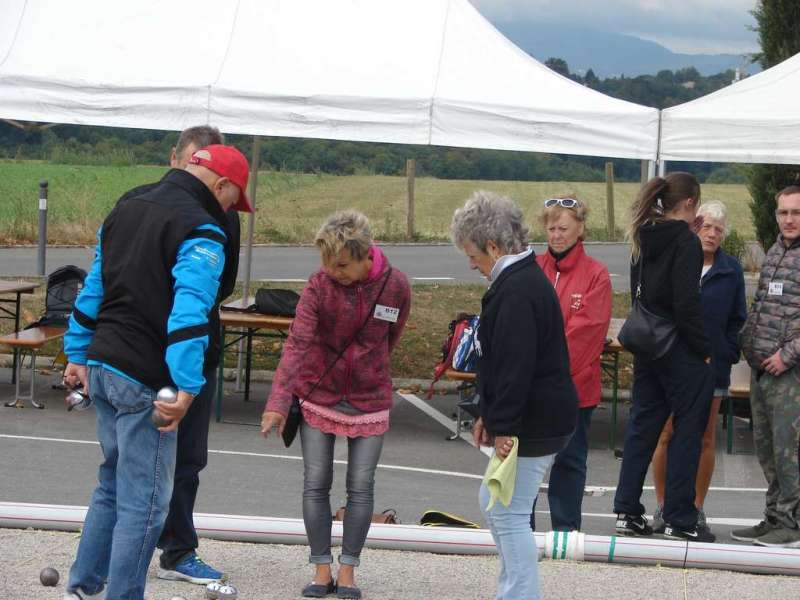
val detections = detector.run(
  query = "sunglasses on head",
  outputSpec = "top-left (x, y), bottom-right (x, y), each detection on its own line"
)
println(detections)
top-left (544, 198), bottom-right (579, 208)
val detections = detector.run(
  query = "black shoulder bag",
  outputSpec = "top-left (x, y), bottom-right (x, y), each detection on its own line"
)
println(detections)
top-left (281, 268), bottom-right (394, 447)
top-left (617, 257), bottom-right (678, 360)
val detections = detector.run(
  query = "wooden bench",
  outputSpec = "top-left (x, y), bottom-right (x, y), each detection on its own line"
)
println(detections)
top-left (0, 326), bottom-right (66, 409)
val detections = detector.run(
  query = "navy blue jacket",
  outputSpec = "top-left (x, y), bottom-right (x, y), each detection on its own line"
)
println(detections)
top-left (700, 248), bottom-right (747, 389)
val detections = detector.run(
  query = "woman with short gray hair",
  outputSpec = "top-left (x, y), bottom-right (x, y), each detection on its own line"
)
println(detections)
top-left (452, 191), bottom-right (578, 599)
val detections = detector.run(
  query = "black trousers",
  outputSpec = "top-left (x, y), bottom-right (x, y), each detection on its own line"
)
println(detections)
top-left (157, 369), bottom-right (216, 568)
top-left (613, 341), bottom-right (713, 530)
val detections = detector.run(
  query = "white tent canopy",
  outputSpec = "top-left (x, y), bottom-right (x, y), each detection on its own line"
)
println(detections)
top-left (0, 0), bottom-right (659, 160)
top-left (660, 52), bottom-right (800, 165)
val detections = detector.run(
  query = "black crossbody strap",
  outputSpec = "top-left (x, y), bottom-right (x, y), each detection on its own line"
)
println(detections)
top-left (301, 267), bottom-right (394, 404)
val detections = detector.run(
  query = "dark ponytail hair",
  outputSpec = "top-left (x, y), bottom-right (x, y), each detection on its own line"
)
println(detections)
top-left (628, 171), bottom-right (700, 262)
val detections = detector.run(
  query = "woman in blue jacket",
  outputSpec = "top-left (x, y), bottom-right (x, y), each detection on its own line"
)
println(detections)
top-left (651, 200), bottom-right (748, 536)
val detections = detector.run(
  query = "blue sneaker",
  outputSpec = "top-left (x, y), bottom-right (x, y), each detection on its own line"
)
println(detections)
top-left (157, 553), bottom-right (224, 585)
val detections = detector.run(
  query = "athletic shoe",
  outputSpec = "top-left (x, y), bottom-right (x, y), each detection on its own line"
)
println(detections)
top-left (157, 553), bottom-right (224, 584)
top-left (752, 525), bottom-right (800, 548)
top-left (615, 513), bottom-right (653, 536)
top-left (663, 523), bottom-right (716, 543)
top-left (63, 589), bottom-right (106, 600)
top-left (730, 518), bottom-right (779, 542)
top-left (651, 505), bottom-right (665, 534)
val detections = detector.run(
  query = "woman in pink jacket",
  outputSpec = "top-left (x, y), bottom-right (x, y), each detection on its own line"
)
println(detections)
top-left (532, 195), bottom-right (612, 531)
top-left (261, 211), bottom-right (410, 600)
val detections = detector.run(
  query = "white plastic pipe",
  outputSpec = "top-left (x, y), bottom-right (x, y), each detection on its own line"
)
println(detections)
top-left (2, 502), bottom-right (799, 577)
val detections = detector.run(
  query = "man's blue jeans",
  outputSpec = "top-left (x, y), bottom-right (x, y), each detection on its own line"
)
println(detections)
top-left (480, 453), bottom-right (555, 600)
top-left (67, 366), bottom-right (177, 600)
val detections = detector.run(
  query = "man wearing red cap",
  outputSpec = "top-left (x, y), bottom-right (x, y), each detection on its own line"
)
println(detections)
top-left (61, 144), bottom-right (251, 600)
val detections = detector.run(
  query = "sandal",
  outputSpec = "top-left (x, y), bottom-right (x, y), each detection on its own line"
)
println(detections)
top-left (302, 579), bottom-right (337, 598)
top-left (336, 585), bottom-right (362, 599)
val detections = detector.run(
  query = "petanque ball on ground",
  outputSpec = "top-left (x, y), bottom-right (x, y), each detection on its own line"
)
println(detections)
top-left (218, 583), bottom-right (238, 598)
top-left (39, 567), bottom-right (59, 586)
top-left (169, 596), bottom-right (188, 600)
top-left (206, 580), bottom-right (222, 599)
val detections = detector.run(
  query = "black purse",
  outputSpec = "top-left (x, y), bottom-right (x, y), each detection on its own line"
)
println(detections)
top-left (618, 257), bottom-right (678, 360)
top-left (281, 269), bottom-right (394, 447)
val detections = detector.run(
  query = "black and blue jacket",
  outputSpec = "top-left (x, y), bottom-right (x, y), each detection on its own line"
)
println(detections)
top-left (65, 169), bottom-right (231, 394)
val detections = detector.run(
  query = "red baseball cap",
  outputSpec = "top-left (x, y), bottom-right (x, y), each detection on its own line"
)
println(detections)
top-left (189, 144), bottom-right (253, 213)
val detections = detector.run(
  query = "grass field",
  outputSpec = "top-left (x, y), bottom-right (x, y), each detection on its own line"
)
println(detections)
top-left (0, 161), bottom-right (756, 244)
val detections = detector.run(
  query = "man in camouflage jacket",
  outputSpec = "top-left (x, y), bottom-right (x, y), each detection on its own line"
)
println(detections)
top-left (735, 185), bottom-right (800, 548)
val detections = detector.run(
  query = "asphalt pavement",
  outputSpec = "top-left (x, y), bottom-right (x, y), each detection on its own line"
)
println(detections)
top-left (0, 368), bottom-right (769, 543)
top-left (0, 243), bottom-right (644, 292)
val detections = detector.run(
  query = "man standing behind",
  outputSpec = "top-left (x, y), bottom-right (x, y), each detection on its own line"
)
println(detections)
top-left (735, 185), bottom-right (800, 548)
top-left (62, 145), bottom-right (251, 600)
top-left (155, 127), bottom-right (240, 585)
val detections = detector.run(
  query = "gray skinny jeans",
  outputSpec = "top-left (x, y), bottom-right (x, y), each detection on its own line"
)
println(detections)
top-left (300, 422), bottom-right (384, 566)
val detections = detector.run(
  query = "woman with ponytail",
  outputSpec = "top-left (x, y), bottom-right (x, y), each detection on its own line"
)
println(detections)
top-left (613, 172), bottom-right (715, 543)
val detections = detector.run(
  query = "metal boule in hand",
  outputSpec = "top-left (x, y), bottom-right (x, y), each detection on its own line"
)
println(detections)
top-left (151, 386), bottom-right (178, 427)
top-left (66, 389), bottom-right (92, 411)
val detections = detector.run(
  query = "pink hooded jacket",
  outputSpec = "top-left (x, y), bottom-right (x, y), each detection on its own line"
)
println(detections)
top-left (266, 247), bottom-right (411, 417)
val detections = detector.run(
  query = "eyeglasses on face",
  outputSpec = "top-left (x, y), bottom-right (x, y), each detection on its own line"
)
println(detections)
top-left (544, 198), bottom-right (579, 209)
top-left (776, 209), bottom-right (800, 219)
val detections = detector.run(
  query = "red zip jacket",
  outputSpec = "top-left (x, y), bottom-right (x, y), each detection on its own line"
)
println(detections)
top-left (536, 241), bottom-right (612, 408)
top-left (267, 247), bottom-right (411, 417)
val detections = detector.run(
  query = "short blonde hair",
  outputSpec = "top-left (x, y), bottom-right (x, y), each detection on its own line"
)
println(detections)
top-left (538, 194), bottom-right (590, 238)
top-left (315, 210), bottom-right (372, 266)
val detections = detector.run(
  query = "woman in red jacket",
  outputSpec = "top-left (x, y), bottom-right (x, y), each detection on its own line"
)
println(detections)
top-left (532, 195), bottom-right (612, 531)
top-left (261, 211), bottom-right (411, 600)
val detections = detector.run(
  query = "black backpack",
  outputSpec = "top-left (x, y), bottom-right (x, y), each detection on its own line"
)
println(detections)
top-left (28, 265), bottom-right (87, 328)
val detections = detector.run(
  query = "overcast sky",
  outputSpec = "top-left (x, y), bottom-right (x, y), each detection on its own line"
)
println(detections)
top-left (471, 0), bottom-right (759, 54)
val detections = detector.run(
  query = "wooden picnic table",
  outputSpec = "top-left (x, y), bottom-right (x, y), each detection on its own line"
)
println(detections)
top-left (0, 280), bottom-right (41, 385)
top-left (216, 298), bottom-right (293, 422)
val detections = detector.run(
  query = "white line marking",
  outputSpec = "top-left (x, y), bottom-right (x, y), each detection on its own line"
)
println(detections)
top-left (397, 392), bottom-right (492, 457)
top-left (0, 433), bottom-right (483, 480)
top-left (0, 434), bottom-right (768, 493)
top-left (412, 277), bottom-right (455, 281)
top-left (261, 278), bottom-right (306, 283)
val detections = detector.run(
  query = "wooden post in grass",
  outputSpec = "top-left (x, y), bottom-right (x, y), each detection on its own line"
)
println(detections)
top-left (605, 162), bottom-right (615, 240)
top-left (406, 158), bottom-right (416, 239)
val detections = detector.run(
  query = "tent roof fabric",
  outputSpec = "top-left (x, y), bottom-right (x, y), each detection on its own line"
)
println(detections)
top-left (0, 0), bottom-right (659, 160)
top-left (660, 52), bottom-right (800, 165)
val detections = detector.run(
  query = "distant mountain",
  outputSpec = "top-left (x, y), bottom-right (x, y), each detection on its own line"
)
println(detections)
top-left (493, 21), bottom-right (759, 78)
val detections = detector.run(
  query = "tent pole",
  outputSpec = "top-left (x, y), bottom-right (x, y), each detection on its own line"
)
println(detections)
top-left (657, 160), bottom-right (666, 177)
top-left (235, 135), bottom-right (261, 391)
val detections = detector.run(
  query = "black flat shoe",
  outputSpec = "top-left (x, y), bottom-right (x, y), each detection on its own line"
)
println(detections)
top-left (302, 579), bottom-right (336, 598)
top-left (336, 584), bottom-right (362, 599)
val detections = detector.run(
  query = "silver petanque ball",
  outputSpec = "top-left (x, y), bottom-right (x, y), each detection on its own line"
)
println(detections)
top-left (151, 386), bottom-right (178, 427)
top-left (206, 580), bottom-right (223, 599)
top-left (66, 390), bottom-right (92, 411)
top-left (39, 567), bottom-right (59, 586)
top-left (169, 596), bottom-right (188, 600)
top-left (218, 583), bottom-right (238, 598)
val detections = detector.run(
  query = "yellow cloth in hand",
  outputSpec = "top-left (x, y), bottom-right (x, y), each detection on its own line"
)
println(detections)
top-left (483, 436), bottom-right (519, 510)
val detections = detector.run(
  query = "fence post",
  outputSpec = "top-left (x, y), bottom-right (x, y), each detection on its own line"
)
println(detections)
top-left (605, 162), bottom-right (615, 240)
top-left (37, 180), bottom-right (48, 276)
top-left (406, 158), bottom-right (416, 240)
